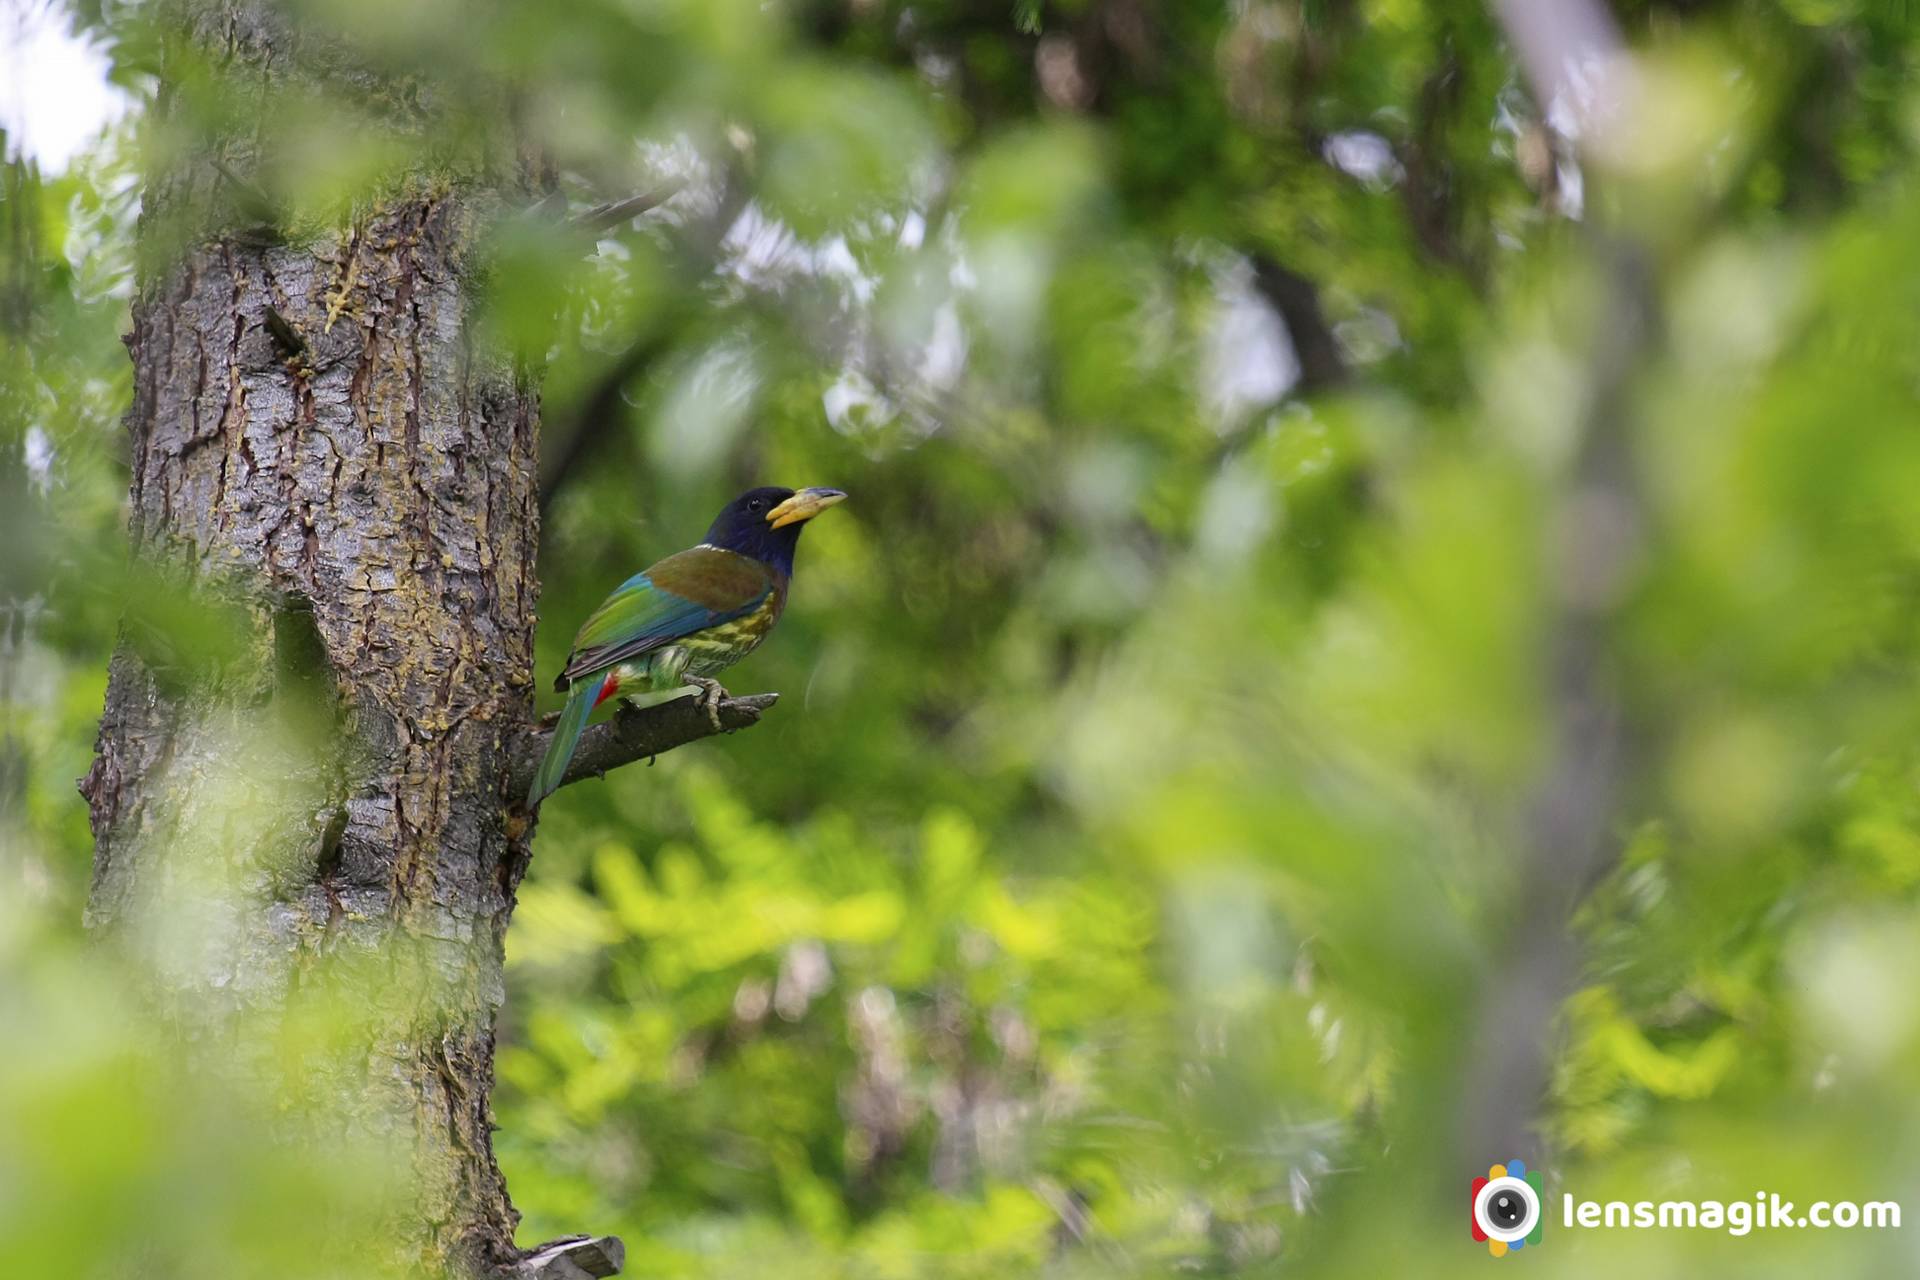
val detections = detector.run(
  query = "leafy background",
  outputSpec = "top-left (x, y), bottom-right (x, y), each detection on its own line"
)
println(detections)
top-left (8, 0), bottom-right (1920, 1275)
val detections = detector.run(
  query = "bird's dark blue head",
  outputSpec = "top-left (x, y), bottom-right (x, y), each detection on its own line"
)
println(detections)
top-left (703, 486), bottom-right (847, 576)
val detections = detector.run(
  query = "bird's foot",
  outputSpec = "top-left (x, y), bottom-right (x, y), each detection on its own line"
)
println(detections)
top-left (684, 676), bottom-right (729, 732)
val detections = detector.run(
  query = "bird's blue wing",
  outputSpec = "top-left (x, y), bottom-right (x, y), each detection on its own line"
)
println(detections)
top-left (558, 547), bottom-right (772, 684)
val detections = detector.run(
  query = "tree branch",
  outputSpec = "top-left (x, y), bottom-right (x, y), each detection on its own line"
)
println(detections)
top-left (509, 691), bottom-right (778, 806)
top-left (514, 1234), bottom-right (626, 1279)
top-left (535, 327), bottom-right (675, 511)
top-left (1460, 0), bottom-right (1649, 1165)
top-left (1247, 253), bottom-right (1349, 395)
top-left (571, 186), bottom-right (681, 236)
top-left (537, 172), bottom-right (750, 513)
top-left (1458, 232), bottom-right (1650, 1166)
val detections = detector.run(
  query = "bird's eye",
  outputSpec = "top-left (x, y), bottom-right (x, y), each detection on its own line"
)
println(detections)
top-left (749, 498), bottom-right (763, 510)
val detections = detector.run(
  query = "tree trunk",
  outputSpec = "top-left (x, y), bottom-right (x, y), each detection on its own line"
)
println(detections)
top-left (78, 11), bottom-right (767, 1274)
top-left (77, 7), bottom-right (545, 1274)
top-left (81, 195), bottom-right (543, 1271)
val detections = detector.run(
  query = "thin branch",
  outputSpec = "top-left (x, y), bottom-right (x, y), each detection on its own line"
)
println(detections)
top-left (1247, 254), bottom-right (1348, 395)
top-left (571, 184), bottom-right (682, 236)
top-left (537, 173), bottom-right (750, 512)
top-left (514, 183), bottom-right (680, 238)
top-left (513, 1234), bottom-right (625, 1279)
top-left (535, 327), bottom-right (674, 509)
top-left (1399, 38), bottom-right (1483, 286)
top-left (508, 691), bottom-right (778, 806)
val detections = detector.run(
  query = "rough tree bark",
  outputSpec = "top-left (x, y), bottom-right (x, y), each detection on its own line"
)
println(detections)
top-left (82, 181), bottom-right (547, 1272)
top-left (75, 4), bottom-right (761, 1276)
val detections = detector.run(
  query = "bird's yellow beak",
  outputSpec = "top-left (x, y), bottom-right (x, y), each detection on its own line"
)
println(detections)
top-left (766, 487), bottom-right (847, 529)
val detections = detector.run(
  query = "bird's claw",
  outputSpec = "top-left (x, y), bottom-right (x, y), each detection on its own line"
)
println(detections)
top-left (685, 676), bottom-right (729, 732)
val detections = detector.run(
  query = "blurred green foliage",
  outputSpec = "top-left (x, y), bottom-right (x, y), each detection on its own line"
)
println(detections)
top-left (11, 0), bottom-right (1920, 1276)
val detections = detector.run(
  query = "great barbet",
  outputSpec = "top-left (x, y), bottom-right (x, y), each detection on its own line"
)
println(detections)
top-left (526, 485), bottom-right (846, 806)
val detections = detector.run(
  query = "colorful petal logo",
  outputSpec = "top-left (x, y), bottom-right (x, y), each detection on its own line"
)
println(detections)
top-left (1471, 1159), bottom-right (1544, 1257)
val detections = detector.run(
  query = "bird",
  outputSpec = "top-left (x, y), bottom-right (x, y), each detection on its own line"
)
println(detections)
top-left (525, 485), bottom-right (847, 808)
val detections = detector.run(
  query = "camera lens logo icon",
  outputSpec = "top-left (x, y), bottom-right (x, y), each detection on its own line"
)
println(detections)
top-left (1471, 1159), bottom-right (1543, 1257)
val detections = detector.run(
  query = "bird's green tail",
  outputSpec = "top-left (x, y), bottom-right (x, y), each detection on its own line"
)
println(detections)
top-left (528, 677), bottom-right (599, 808)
